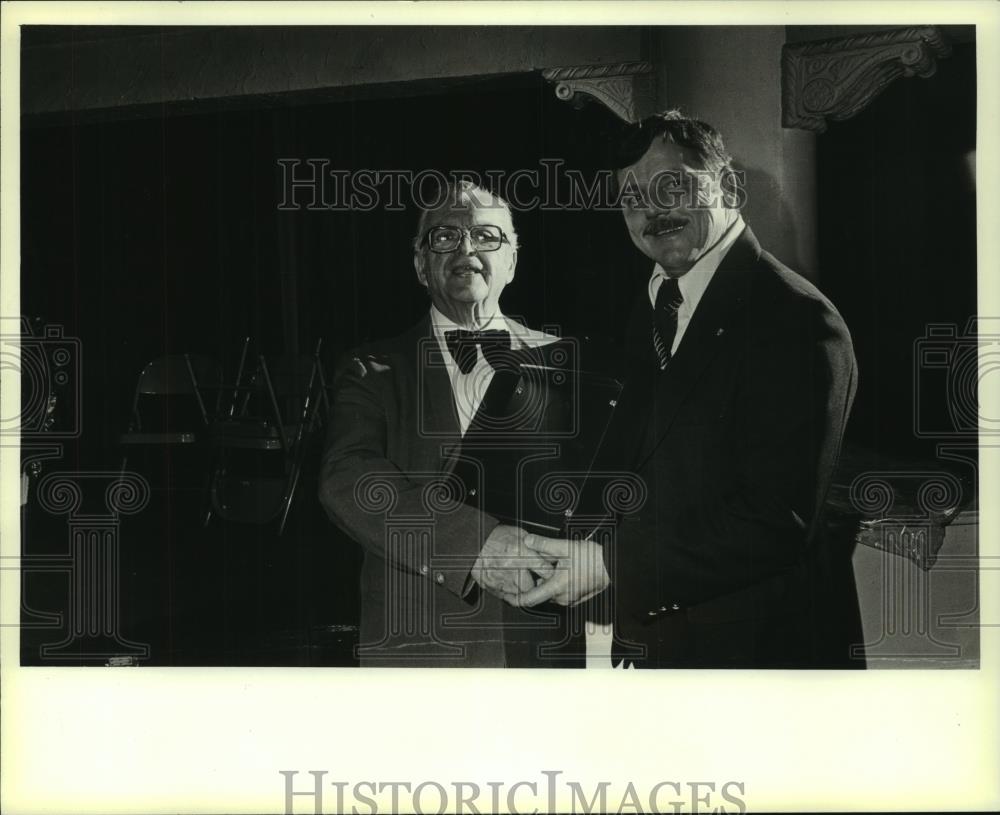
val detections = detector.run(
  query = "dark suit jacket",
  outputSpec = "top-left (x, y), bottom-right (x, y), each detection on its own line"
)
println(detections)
top-left (604, 226), bottom-right (864, 668)
top-left (318, 314), bottom-right (583, 667)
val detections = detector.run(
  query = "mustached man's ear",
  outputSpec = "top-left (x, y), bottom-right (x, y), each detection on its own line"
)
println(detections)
top-left (720, 168), bottom-right (748, 211)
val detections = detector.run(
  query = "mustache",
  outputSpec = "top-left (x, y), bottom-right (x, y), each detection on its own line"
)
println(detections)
top-left (643, 214), bottom-right (688, 235)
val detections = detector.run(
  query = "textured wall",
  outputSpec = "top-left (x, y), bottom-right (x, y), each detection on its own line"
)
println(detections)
top-left (651, 26), bottom-right (817, 277)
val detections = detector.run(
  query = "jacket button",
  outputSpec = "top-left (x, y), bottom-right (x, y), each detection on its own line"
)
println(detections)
top-left (420, 565), bottom-right (429, 575)
top-left (647, 610), bottom-right (658, 617)
top-left (435, 573), bottom-right (445, 585)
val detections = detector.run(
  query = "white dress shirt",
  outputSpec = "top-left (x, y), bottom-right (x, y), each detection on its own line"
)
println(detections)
top-left (648, 215), bottom-right (746, 355)
top-left (429, 305), bottom-right (555, 435)
top-left (430, 307), bottom-right (624, 666)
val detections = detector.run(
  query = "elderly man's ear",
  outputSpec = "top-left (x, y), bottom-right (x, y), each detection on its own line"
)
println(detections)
top-left (413, 251), bottom-right (428, 288)
top-left (503, 248), bottom-right (517, 283)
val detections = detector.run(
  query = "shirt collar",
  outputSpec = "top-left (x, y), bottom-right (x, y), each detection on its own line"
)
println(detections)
top-left (429, 305), bottom-right (511, 354)
top-left (429, 304), bottom-right (508, 334)
top-left (648, 215), bottom-right (746, 309)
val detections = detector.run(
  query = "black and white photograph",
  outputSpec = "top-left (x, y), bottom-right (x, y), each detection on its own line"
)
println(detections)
top-left (2, 2), bottom-right (998, 813)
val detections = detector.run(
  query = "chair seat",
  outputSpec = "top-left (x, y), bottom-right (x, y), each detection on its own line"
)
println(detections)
top-left (120, 431), bottom-right (198, 445)
top-left (210, 420), bottom-right (300, 450)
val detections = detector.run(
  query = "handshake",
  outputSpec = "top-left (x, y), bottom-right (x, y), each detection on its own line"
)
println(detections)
top-left (470, 523), bottom-right (610, 607)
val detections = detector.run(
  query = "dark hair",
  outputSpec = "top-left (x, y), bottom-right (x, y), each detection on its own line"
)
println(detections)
top-left (610, 109), bottom-right (733, 173)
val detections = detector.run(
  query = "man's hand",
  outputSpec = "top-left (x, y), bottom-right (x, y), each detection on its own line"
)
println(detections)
top-left (470, 524), bottom-right (557, 599)
top-left (502, 535), bottom-right (609, 607)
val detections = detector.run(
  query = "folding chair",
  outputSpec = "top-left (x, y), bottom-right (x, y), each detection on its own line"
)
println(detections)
top-left (119, 354), bottom-right (219, 471)
top-left (207, 340), bottom-right (326, 535)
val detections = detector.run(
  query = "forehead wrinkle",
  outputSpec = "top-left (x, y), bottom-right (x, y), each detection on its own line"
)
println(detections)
top-left (617, 157), bottom-right (713, 202)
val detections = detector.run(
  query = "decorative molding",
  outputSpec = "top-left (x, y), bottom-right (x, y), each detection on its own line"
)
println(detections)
top-left (542, 61), bottom-right (655, 123)
top-left (782, 26), bottom-right (952, 132)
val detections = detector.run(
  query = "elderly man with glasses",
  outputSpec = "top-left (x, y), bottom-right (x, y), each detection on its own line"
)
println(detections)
top-left (319, 180), bottom-right (584, 667)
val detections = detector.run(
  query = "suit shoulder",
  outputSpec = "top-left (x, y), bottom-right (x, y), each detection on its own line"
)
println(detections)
top-left (754, 251), bottom-right (816, 297)
top-left (746, 256), bottom-right (852, 355)
top-left (335, 349), bottom-right (394, 381)
top-left (335, 320), bottom-right (426, 381)
top-left (756, 254), bottom-right (844, 316)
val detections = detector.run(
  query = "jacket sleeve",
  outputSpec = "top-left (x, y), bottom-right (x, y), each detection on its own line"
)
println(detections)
top-left (317, 352), bottom-right (501, 598)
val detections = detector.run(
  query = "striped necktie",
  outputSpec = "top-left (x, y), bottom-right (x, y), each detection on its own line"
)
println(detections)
top-left (652, 276), bottom-right (683, 370)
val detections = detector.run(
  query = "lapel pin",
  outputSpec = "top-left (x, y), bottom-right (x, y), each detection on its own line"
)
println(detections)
top-left (716, 328), bottom-right (725, 337)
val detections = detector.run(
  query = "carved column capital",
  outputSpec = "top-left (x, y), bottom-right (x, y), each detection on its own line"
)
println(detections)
top-left (542, 61), bottom-right (655, 123)
top-left (782, 26), bottom-right (952, 132)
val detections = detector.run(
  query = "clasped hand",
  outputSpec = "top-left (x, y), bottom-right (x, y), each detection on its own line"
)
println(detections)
top-left (470, 524), bottom-right (554, 598)
top-left (471, 525), bottom-right (609, 607)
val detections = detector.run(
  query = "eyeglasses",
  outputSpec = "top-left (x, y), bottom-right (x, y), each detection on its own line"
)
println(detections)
top-left (424, 224), bottom-right (509, 253)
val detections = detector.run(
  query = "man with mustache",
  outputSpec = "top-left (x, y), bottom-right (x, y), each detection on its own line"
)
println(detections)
top-left (512, 110), bottom-right (864, 668)
top-left (319, 180), bottom-right (579, 667)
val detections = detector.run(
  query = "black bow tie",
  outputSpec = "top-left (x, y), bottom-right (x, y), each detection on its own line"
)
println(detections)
top-left (444, 328), bottom-right (513, 374)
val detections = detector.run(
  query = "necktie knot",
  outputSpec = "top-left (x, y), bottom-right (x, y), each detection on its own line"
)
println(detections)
top-left (444, 328), bottom-right (513, 374)
top-left (652, 276), bottom-right (683, 370)
top-left (656, 276), bottom-right (684, 313)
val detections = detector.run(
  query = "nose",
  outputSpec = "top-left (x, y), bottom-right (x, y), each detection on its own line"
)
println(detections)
top-left (457, 231), bottom-right (477, 254)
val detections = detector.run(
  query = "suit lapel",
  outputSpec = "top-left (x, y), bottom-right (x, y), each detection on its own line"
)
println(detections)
top-left (634, 227), bottom-right (761, 469)
top-left (412, 314), bottom-right (549, 445)
top-left (401, 315), bottom-right (462, 440)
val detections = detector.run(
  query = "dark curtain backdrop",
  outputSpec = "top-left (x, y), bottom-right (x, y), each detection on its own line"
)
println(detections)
top-left (817, 42), bottom-right (977, 461)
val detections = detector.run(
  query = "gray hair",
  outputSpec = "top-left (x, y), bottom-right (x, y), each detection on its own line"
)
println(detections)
top-left (412, 180), bottom-right (519, 253)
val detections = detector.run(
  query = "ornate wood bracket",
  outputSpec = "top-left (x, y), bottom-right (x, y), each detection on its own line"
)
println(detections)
top-left (541, 61), bottom-right (655, 123)
top-left (782, 26), bottom-right (952, 132)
